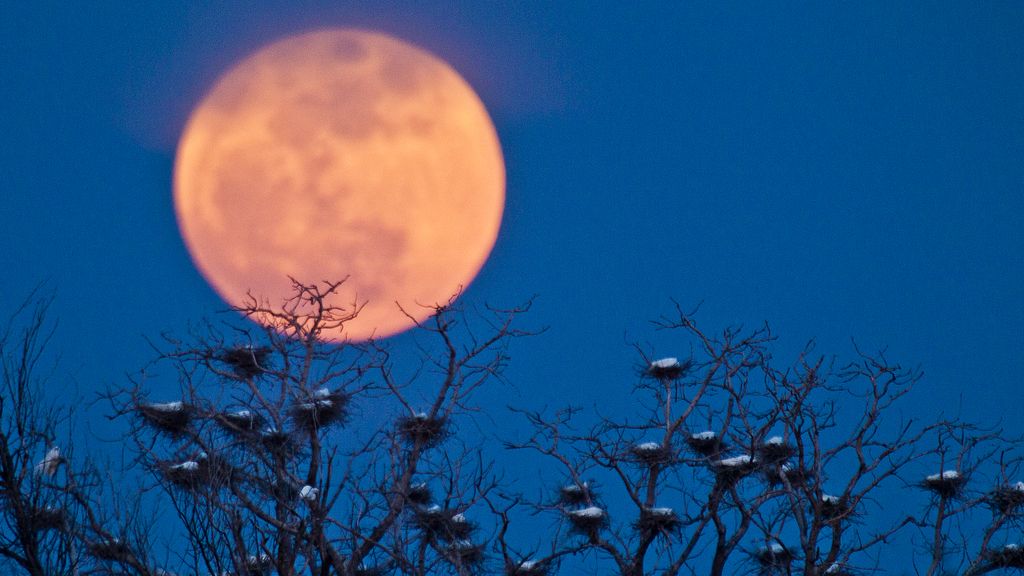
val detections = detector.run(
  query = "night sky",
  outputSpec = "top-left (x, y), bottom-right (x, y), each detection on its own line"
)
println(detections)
top-left (2, 1), bottom-right (1022, 567)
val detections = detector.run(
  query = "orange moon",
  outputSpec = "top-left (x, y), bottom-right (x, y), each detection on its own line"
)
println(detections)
top-left (174, 29), bottom-right (505, 341)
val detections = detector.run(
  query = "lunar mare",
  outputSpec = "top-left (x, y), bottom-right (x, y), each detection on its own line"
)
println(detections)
top-left (174, 29), bottom-right (505, 341)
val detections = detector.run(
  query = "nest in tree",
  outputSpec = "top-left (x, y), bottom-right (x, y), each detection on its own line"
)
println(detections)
top-left (765, 464), bottom-right (812, 487)
top-left (29, 506), bottom-right (66, 532)
top-left (751, 543), bottom-right (794, 569)
top-left (397, 413), bottom-right (450, 448)
top-left (558, 482), bottom-right (595, 506)
top-left (757, 436), bottom-right (795, 464)
top-left (988, 482), bottom-right (1024, 515)
top-left (216, 409), bottom-right (264, 435)
top-left (446, 540), bottom-right (484, 567)
top-left (819, 494), bottom-right (852, 522)
top-left (986, 544), bottom-right (1024, 568)
top-left (219, 345), bottom-right (271, 379)
top-left (259, 428), bottom-right (294, 452)
top-left (353, 563), bottom-right (394, 576)
top-left (406, 483), bottom-right (432, 506)
top-left (240, 553), bottom-right (273, 575)
top-left (635, 507), bottom-right (681, 536)
top-left (823, 563), bottom-right (857, 575)
top-left (137, 401), bottom-right (192, 436)
top-left (566, 506), bottom-right (608, 536)
top-left (289, 388), bottom-right (350, 431)
top-left (88, 538), bottom-right (131, 562)
top-left (644, 357), bottom-right (689, 380)
top-left (686, 431), bottom-right (726, 458)
top-left (505, 559), bottom-right (549, 576)
top-left (630, 442), bottom-right (674, 466)
top-left (712, 455), bottom-right (757, 485)
top-left (921, 470), bottom-right (966, 498)
top-left (411, 506), bottom-right (474, 541)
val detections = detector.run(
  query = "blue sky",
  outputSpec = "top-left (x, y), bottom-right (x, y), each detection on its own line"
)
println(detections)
top-left (1, 1), bottom-right (1022, 567)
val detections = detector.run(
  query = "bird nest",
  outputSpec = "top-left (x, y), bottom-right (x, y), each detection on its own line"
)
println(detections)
top-left (752, 543), bottom-right (794, 569)
top-left (239, 553), bottom-right (273, 576)
top-left (406, 482), bottom-right (432, 506)
top-left (986, 544), bottom-right (1024, 568)
top-left (505, 559), bottom-right (549, 576)
top-left (446, 540), bottom-right (485, 567)
top-left (566, 506), bottom-right (608, 536)
top-left (644, 357), bottom-right (689, 380)
top-left (558, 482), bottom-right (595, 506)
top-left (756, 437), bottom-right (795, 464)
top-left (410, 506), bottom-right (474, 541)
top-left (289, 388), bottom-right (350, 431)
top-left (988, 482), bottom-right (1024, 515)
top-left (137, 401), bottom-right (192, 436)
top-left (396, 413), bottom-right (450, 448)
top-left (818, 494), bottom-right (852, 523)
top-left (634, 507), bottom-right (681, 537)
top-left (921, 470), bottom-right (966, 498)
top-left (686, 431), bottom-right (726, 458)
top-left (219, 345), bottom-right (271, 379)
top-left (353, 563), bottom-right (394, 576)
top-left (630, 442), bottom-right (675, 466)
top-left (88, 538), bottom-right (131, 562)
top-left (259, 428), bottom-right (297, 456)
top-left (822, 563), bottom-right (857, 576)
top-left (765, 464), bottom-right (812, 487)
top-left (216, 409), bottom-right (264, 434)
top-left (29, 506), bottom-right (66, 532)
top-left (711, 455), bottom-right (757, 485)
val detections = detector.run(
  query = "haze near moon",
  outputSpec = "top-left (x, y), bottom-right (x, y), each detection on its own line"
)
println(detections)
top-left (174, 29), bottom-right (505, 341)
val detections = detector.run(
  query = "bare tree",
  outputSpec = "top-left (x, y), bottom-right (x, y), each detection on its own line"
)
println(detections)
top-left (502, 304), bottom-right (1024, 575)
top-left (0, 290), bottom-right (158, 576)
top-left (3, 288), bottom-right (1021, 575)
top-left (105, 279), bottom-right (531, 576)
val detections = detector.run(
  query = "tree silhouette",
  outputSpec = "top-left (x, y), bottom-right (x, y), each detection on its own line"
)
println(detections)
top-left (1, 288), bottom-right (1022, 575)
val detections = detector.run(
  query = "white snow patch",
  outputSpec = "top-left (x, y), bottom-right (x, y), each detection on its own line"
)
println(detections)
top-left (692, 431), bottom-right (716, 440)
top-left (822, 494), bottom-right (840, 504)
top-left (147, 401), bottom-right (184, 412)
top-left (926, 470), bottom-right (960, 481)
top-left (298, 399), bottom-right (332, 410)
top-left (765, 436), bottom-right (784, 445)
top-left (300, 485), bottom-right (318, 501)
top-left (717, 455), bottom-right (752, 467)
top-left (647, 507), bottom-right (674, 516)
top-left (519, 559), bottom-right (539, 569)
top-left (650, 358), bottom-right (679, 369)
top-left (314, 387), bottom-right (331, 398)
top-left (825, 564), bottom-right (841, 574)
top-left (569, 506), bottom-right (605, 519)
top-left (170, 461), bottom-right (199, 471)
top-left (563, 482), bottom-right (588, 492)
top-left (452, 513), bottom-right (467, 523)
top-left (1013, 481), bottom-right (1024, 492)
top-left (635, 442), bottom-right (662, 452)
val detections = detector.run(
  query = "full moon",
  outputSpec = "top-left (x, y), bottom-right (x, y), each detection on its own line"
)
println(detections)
top-left (174, 29), bottom-right (505, 341)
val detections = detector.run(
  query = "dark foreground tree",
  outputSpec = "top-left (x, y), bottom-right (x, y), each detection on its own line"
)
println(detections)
top-left (1, 286), bottom-right (1022, 575)
top-left (500, 305), bottom-right (1024, 576)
